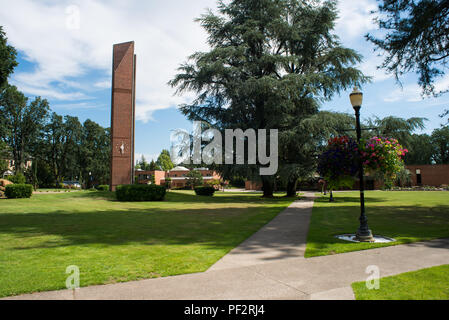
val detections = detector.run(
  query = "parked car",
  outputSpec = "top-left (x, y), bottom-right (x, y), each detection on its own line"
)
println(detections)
top-left (62, 181), bottom-right (81, 189)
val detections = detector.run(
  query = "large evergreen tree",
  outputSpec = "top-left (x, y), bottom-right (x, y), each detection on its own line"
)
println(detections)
top-left (170, 0), bottom-right (368, 197)
top-left (156, 149), bottom-right (174, 171)
top-left (367, 116), bottom-right (427, 150)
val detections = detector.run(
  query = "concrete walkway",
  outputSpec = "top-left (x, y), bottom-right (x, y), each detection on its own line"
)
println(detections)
top-left (208, 192), bottom-right (314, 271)
top-left (4, 193), bottom-right (449, 300)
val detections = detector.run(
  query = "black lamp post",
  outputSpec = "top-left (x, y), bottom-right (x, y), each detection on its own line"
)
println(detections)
top-left (350, 87), bottom-right (374, 242)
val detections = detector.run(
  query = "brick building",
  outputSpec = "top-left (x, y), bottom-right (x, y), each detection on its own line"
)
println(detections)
top-left (405, 164), bottom-right (449, 187)
top-left (244, 164), bottom-right (449, 191)
top-left (135, 166), bottom-right (221, 188)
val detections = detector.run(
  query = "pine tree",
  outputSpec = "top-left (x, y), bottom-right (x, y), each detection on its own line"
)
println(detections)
top-left (170, 0), bottom-right (368, 197)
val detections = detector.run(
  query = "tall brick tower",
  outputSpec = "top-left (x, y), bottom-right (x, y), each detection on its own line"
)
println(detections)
top-left (110, 41), bottom-right (136, 191)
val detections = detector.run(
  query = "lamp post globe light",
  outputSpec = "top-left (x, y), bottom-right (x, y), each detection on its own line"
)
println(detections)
top-left (350, 87), bottom-right (374, 242)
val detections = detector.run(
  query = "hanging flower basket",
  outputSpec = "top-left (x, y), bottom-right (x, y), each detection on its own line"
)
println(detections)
top-left (359, 137), bottom-right (408, 179)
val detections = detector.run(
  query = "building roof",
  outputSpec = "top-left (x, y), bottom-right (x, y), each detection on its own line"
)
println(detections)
top-left (170, 166), bottom-right (190, 172)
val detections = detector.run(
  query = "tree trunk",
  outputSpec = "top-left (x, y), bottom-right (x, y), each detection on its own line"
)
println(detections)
top-left (286, 178), bottom-right (298, 197)
top-left (262, 176), bottom-right (274, 198)
top-left (329, 190), bottom-right (334, 202)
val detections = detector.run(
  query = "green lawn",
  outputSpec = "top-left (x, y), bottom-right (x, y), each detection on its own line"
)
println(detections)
top-left (352, 264), bottom-right (449, 300)
top-left (0, 190), bottom-right (294, 297)
top-left (305, 191), bottom-right (449, 257)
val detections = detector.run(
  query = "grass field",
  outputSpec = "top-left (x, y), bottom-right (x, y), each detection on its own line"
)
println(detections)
top-left (0, 190), bottom-right (294, 297)
top-left (305, 191), bottom-right (449, 257)
top-left (352, 264), bottom-right (449, 300)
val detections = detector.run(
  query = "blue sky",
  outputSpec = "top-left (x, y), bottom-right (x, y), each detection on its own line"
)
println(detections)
top-left (2, 0), bottom-right (448, 161)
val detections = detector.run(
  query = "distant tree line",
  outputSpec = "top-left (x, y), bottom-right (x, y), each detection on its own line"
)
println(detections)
top-left (0, 26), bottom-right (110, 188)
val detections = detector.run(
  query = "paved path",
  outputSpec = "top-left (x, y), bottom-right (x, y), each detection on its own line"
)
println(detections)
top-left (4, 193), bottom-right (449, 300)
top-left (208, 192), bottom-right (314, 271)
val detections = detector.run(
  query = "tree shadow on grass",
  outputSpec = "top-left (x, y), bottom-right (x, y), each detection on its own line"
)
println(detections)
top-left (0, 203), bottom-right (290, 252)
top-left (68, 190), bottom-right (296, 205)
top-left (307, 202), bottom-right (449, 254)
top-left (314, 196), bottom-right (385, 203)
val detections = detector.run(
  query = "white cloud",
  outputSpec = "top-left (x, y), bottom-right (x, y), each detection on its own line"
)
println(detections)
top-left (1, 0), bottom-right (216, 122)
top-left (135, 153), bottom-right (159, 163)
top-left (52, 102), bottom-right (105, 110)
top-left (335, 0), bottom-right (378, 41)
top-left (94, 80), bottom-right (111, 89)
top-left (358, 52), bottom-right (392, 83)
top-left (384, 74), bottom-right (449, 103)
top-left (384, 84), bottom-right (422, 102)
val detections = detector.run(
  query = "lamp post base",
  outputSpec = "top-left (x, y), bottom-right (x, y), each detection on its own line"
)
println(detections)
top-left (355, 230), bottom-right (374, 242)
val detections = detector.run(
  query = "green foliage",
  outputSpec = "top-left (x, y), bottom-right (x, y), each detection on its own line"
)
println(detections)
top-left (156, 149), bottom-right (174, 171)
top-left (95, 185), bottom-right (109, 191)
top-left (39, 113), bottom-right (84, 186)
top-left (5, 184), bottom-right (33, 198)
top-left (194, 186), bottom-right (216, 196)
top-left (367, 116), bottom-right (427, 150)
top-left (206, 179), bottom-right (221, 187)
top-left (0, 141), bottom-right (9, 176)
top-left (0, 26), bottom-right (18, 89)
top-left (366, 0), bottom-right (449, 95)
top-left (164, 177), bottom-right (172, 189)
top-left (116, 184), bottom-right (166, 202)
top-left (79, 120), bottom-right (110, 187)
top-left (186, 170), bottom-right (204, 189)
top-left (0, 85), bottom-right (49, 173)
top-left (395, 167), bottom-right (412, 188)
top-left (7, 173), bottom-right (26, 184)
top-left (431, 126), bottom-right (449, 164)
top-left (405, 134), bottom-right (434, 165)
top-left (170, 0), bottom-right (368, 197)
top-left (229, 176), bottom-right (245, 188)
top-left (149, 160), bottom-right (158, 171)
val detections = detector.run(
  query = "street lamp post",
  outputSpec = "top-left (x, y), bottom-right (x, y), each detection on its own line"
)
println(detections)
top-left (350, 87), bottom-right (374, 242)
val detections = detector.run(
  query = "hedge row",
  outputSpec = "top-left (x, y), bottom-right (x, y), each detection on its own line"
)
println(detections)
top-left (116, 184), bottom-right (166, 202)
top-left (96, 185), bottom-right (109, 191)
top-left (194, 186), bottom-right (216, 196)
top-left (5, 184), bottom-right (33, 199)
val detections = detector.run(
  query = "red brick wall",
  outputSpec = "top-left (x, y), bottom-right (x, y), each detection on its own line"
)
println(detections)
top-left (110, 41), bottom-right (136, 191)
top-left (135, 170), bottom-right (166, 185)
top-left (405, 164), bottom-right (449, 187)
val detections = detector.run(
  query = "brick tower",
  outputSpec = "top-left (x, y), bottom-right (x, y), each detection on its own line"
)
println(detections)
top-left (110, 41), bottom-right (136, 191)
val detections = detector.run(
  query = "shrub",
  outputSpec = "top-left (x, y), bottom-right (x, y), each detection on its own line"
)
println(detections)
top-left (194, 186), bottom-right (216, 196)
top-left (96, 185), bottom-right (109, 191)
top-left (116, 184), bottom-right (166, 202)
top-left (5, 184), bottom-right (33, 199)
top-left (7, 173), bottom-right (26, 184)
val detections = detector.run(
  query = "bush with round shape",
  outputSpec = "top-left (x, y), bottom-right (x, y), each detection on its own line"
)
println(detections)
top-left (194, 186), bottom-right (216, 196)
top-left (7, 173), bottom-right (26, 184)
top-left (5, 184), bottom-right (33, 199)
top-left (116, 184), bottom-right (166, 202)
top-left (95, 185), bottom-right (109, 191)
